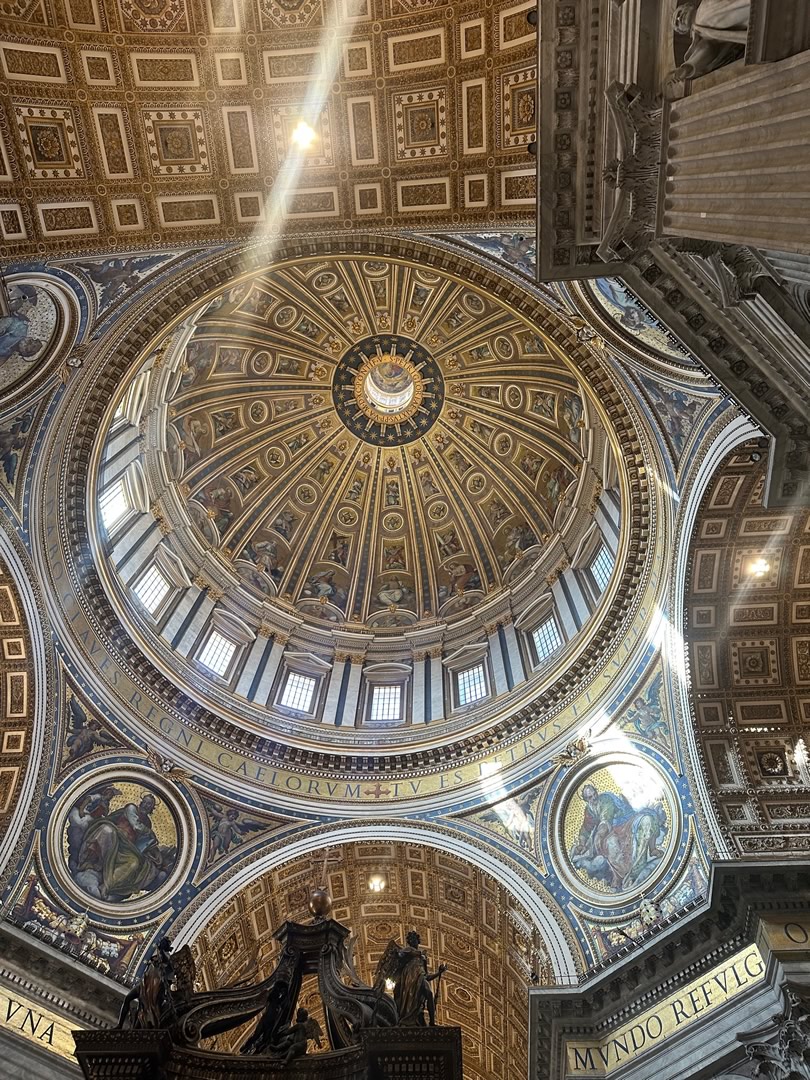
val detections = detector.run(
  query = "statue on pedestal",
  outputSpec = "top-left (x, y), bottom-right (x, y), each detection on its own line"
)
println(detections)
top-left (375, 931), bottom-right (447, 1027)
top-left (670, 1), bottom-right (751, 82)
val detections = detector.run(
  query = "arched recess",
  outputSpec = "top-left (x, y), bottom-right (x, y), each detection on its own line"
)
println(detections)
top-left (171, 821), bottom-right (579, 980)
top-left (668, 412), bottom-right (760, 859)
top-left (174, 828), bottom-right (572, 1080)
top-left (0, 519), bottom-right (54, 892)
top-left (681, 435), bottom-right (810, 858)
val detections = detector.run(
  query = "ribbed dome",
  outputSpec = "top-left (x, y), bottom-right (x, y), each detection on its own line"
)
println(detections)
top-left (160, 254), bottom-right (595, 631)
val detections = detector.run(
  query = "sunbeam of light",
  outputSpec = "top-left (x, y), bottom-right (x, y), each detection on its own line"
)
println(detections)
top-left (253, 26), bottom-right (347, 250)
top-left (475, 760), bottom-right (535, 839)
top-left (589, 730), bottom-right (666, 808)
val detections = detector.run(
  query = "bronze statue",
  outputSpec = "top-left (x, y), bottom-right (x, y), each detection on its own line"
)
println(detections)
top-left (116, 937), bottom-right (196, 1030)
top-left (270, 1007), bottom-right (323, 1065)
top-left (376, 931), bottom-right (447, 1026)
top-left (117, 937), bottom-right (176, 1030)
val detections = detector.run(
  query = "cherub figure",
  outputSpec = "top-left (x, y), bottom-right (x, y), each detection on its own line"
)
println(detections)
top-left (206, 802), bottom-right (265, 862)
top-left (65, 693), bottom-right (117, 762)
top-left (272, 1007), bottom-right (323, 1065)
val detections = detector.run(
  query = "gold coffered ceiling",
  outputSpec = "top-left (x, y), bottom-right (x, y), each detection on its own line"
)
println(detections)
top-left (685, 442), bottom-right (810, 857)
top-left (0, 0), bottom-right (537, 258)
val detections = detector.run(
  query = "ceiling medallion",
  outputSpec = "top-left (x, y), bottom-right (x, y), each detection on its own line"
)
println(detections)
top-left (332, 334), bottom-right (444, 446)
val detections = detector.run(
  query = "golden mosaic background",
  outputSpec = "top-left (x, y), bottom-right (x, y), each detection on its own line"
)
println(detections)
top-left (0, 0), bottom-right (537, 257)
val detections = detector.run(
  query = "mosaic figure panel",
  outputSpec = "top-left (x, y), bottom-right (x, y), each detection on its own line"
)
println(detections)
top-left (202, 798), bottom-right (285, 868)
top-left (0, 408), bottom-right (36, 495)
top-left (63, 780), bottom-right (179, 903)
top-left (633, 371), bottom-right (710, 461)
top-left (618, 669), bottom-right (674, 754)
top-left (450, 232), bottom-right (538, 280)
top-left (61, 682), bottom-right (120, 767)
top-left (590, 278), bottom-right (690, 361)
top-left (562, 761), bottom-right (673, 897)
top-left (0, 283), bottom-right (58, 394)
top-left (71, 254), bottom-right (176, 316)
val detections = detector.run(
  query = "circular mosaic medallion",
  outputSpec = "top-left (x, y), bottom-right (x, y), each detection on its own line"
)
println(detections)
top-left (554, 756), bottom-right (678, 905)
top-left (58, 777), bottom-right (183, 908)
top-left (332, 335), bottom-right (444, 446)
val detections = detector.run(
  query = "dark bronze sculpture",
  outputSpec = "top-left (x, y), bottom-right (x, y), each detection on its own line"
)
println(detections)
top-left (76, 889), bottom-right (462, 1078)
top-left (375, 930), bottom-right (447, 1027)
top-left (117, 937), bottom-right (177, 1030)
top-left (270, 1008), bottom-right (324, 1064)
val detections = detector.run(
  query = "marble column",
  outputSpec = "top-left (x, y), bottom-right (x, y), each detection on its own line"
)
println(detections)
top-left (253, 633), bottom-right (288, 705)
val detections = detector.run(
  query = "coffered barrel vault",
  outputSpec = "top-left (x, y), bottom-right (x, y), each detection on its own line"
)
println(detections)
top-left (0, 0), bottom-right (538, 256)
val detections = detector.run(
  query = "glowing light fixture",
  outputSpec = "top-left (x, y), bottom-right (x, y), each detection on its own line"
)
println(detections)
top-left (290, 120), bottom-right (317, 151)
top-left (749, 557), bottom-right (771, 578)
top-left (368, 873), bottom-right (387, 893)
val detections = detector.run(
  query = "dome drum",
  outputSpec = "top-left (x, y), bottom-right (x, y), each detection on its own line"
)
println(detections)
top-left (89, 252), bottom-right (625, 744)
top-left (36, 235), bottom-right (657, 793)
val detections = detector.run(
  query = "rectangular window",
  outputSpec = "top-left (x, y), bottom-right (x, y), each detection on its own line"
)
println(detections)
top-left (133, 564), bottom-right (170, 615)
top-left (532, 616), bottom-right (563, 662)
top-left (370, 684), bottom-right (401, 722)
top-left (198, 631), bottom-right (237, 676)
top-left (590, 544), bottom-right (614, 593)
top-left (457, 663), bottom-right (487, 706)
top-left (99, 478), bottom-right (130, 530)
top-left (280, 671), bottom-right (317, 712)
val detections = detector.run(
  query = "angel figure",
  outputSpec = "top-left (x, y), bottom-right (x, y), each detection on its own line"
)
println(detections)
top-left (271, 1007), bottom-right (323, 1065)
top-left (206, 802), bottom-right (265, 862)
top-left (65, 693), bottom-right (117, 762)
top-left (376, 931), bottom-right (447, 1026)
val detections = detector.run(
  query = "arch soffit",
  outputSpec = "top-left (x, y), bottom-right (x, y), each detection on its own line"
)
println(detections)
top-left (0, 517), bottom-right (55, 892)
top-left (170, 819), bottom-right (582, 980)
